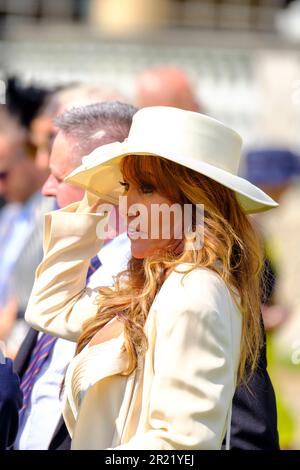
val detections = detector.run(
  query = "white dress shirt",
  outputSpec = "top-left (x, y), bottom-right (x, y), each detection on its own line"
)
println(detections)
top-left (15, 233), bottom-right (131, 450)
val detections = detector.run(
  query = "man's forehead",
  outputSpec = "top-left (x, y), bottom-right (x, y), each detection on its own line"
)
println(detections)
top-left (50, 131), bottom-right (81, 176)
top-left (49, 133), bottom-right (70, 169)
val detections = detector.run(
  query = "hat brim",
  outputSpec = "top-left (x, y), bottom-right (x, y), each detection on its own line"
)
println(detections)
top-left (65, 142), bottom-right (278, 214)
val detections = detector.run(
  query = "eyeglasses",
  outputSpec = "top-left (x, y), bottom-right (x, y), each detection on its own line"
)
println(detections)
top-left (0, 171), bottom-right (9, 180)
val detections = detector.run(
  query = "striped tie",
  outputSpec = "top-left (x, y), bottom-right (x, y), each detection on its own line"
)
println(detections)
top-left (86, 255), bottom-right (102, 282)
top-left (19, 333), bottom-right (57, 425)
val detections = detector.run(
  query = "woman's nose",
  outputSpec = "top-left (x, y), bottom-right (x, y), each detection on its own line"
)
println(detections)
top-left (120, 187), bottom-right (141, 218)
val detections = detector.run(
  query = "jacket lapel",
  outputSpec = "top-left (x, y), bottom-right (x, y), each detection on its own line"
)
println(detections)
top-left (13, 328), bottom-right (39, 378)
top-left (48, 416), bottom-right (71, 450)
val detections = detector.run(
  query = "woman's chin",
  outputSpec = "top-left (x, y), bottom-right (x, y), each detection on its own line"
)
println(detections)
top-left (130, 245), bottom-right (148, 259)
top-left (130, 239), bottom-right (154, 259)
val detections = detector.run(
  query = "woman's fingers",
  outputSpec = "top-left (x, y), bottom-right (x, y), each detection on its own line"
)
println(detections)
top-left (77, 191), bottom-right (103, 213)
top-left (89, 198), bottom-right (103, 213)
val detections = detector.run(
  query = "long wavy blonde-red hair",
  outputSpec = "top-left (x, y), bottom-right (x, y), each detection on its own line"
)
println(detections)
top-left (76, 154), bottom-right (265, 384)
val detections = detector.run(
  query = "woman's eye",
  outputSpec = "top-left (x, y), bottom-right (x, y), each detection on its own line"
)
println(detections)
top-left (119, 181), bottom-right (129, 192)
top-left (140, 184), bottom-right (155, 194)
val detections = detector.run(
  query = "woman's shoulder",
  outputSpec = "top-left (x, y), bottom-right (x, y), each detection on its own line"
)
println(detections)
top-left (162, 263), bottom-right (232, 300)
top-left (153, 263), bottom-right (241, 326)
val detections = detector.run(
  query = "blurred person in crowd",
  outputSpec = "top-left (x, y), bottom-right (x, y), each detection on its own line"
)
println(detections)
top-left (51, 84), bottom-right (127, 116)
top-left (25, 107), bottom-right (279, 450)
top-left (5, 76), bottom-right (57, 174)
top-left (245, 146), bottom-right (300, 448)
top-left (12, 101), bottom-right (135, 450)
top-left (30, 84), bottom-right (127, 172)
top-left (0, 107), bottom-right (50, 313)
top-left (0, 92), bottom-right (54, 356)
top-left (5, 77), bottom-right (53, 132)
top-left (135, 66), bottom-right (202, 112)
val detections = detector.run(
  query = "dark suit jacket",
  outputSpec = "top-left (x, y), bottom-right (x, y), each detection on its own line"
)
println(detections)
top-left (14, 325), bottom-right (279, 450)
top-left (0, 358), bottom-right (23, 450)
top-left (223, 331), bottom-right (279, 449)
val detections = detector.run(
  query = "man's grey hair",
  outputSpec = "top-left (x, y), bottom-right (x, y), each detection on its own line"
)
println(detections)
top-left (54, 101), bottom-right (137, 162)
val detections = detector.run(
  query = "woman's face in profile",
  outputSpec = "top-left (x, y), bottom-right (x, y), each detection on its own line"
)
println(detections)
top-left (119, 178), bottom-right (184, 259)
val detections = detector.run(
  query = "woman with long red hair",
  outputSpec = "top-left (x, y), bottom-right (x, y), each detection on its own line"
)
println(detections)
top-left (25, 106), bottom-right (278, 449)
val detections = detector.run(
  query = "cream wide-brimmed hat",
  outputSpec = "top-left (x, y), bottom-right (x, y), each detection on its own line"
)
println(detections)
top-left (65, 106), bottom-right (278, 214)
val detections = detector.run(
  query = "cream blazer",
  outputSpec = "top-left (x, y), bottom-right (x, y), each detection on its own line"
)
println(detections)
top-left (25, 201), bottom-right (242, 450)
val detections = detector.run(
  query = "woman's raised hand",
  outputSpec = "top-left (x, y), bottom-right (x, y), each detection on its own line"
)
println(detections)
top-left (76, 191), bottom-right (104, 214)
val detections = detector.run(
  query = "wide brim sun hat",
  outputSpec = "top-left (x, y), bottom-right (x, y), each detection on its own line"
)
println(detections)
top-left (65, 106), bottom-right (278, 214)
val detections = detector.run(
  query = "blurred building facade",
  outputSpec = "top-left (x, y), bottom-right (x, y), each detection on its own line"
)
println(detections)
top-left (0, 0), bottom-right (287, 33)
top-left (0, 2), bottom-right (300, 149)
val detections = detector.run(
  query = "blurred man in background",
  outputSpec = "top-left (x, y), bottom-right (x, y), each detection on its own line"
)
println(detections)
top-left (0, 87), bottom-right (54, 357)
top-left (136, 66), bottom-right (202, 112)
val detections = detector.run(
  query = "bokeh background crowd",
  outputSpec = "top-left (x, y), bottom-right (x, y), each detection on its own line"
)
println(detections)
top-left (0, 0), bottom-right (300, 449)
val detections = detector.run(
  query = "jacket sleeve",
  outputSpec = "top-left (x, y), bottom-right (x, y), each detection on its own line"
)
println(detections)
top-left (24, 201), bottom-right (109, 342)
top-left (111, 268), bottom-right (241, 450)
